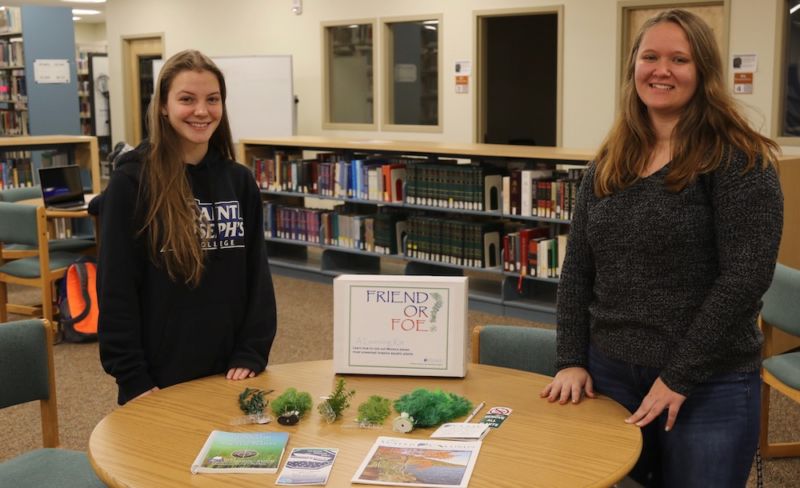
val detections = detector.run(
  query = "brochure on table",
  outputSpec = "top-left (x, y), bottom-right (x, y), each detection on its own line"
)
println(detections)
top-left (333, 275), bottom-right (468, 377)
top-left (190, 430), bottom-right (289, 474)
top-left (352, 436), bottom-right (481, 488)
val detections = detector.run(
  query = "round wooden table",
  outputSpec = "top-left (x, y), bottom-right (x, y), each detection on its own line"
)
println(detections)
top-left (89, 360), bottom-right (641, 487)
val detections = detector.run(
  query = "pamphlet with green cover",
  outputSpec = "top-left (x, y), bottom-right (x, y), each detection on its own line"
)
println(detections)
top-left (190, 430), bottom-right (290, 474)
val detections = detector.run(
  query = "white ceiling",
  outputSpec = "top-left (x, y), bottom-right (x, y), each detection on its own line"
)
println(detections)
top-left (2, 0), bottom-right (106, 24)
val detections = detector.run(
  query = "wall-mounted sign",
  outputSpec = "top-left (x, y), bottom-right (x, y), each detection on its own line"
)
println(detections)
top-left (455, 75), bottom-right (469, 94)
top-left (734, 72), bottom-right (753, 94)
top-left (33, 59), bottom-right (71, 84)
top-left (732, 53), bottom-right (757, 72)
top-left (394, 64), bottom-right (418, 83)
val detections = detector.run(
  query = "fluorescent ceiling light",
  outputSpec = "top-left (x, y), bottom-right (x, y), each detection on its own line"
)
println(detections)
top-left (423, 20), bottom-right (439, 25)
top-left (73, 16), bottom-right (82, 21)
top-left (791, 4), bottom-right (800, 15)
top-left (72, 9), bottom-right (101, 15)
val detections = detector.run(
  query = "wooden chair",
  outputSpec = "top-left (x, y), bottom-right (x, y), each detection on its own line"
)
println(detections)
top-left (0, 319), bottom-right (105, 487)
top-left (471, 324), bottom-right (557, 376)
top-left (0, 186), bottom-right (95, 260)
top-left (0, 202), bottom-right (88, 328)
top-left (759, 263), bottom-right (800, 458)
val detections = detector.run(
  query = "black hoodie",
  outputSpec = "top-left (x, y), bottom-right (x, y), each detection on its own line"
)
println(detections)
top-left (97, 143), bottom-right (277, 405)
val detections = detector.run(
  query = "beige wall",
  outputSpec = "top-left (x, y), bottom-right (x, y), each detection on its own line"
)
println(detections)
top-left (74, 22), bottom-right (108, 48)
top-left (103, 0), bottom-right (799, 155)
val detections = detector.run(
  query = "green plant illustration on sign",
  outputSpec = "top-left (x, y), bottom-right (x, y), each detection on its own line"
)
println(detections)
top-left (429, 292), bottom-right (443, 324)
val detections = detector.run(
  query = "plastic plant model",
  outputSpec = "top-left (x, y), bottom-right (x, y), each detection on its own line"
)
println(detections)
top-left (318, 378), bottom-right (356, 422)
top-left (393, 388), bottom-right (472, 427)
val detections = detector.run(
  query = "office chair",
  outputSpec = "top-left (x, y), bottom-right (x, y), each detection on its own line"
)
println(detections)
top-left (0, 202), bottom-right (87, 326)
top-left (759, 263), bottom-right (800, 458)
top-left (471, 324), bottom-right (556, 376)
top-left (0, 319), bottom-right (105, 487)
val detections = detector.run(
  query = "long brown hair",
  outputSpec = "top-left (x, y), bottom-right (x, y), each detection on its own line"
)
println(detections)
top-left (594, 9), bottom-right (778, 196)
top-left (142, 49), bottom-right (235, 286)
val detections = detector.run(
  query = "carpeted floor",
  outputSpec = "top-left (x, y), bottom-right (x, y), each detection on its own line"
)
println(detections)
top-left (1, 274), bottom-right (799, 486)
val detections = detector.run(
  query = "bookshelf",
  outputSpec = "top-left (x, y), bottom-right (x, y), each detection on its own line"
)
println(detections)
top-left (0, 6), bottom-right (26, 136)
top-left (0, 5), bottom-right (80, 138)
top-left (239, 136), bottom-right (593, 322)
top-left (0, 135), bottom-right (100, 193)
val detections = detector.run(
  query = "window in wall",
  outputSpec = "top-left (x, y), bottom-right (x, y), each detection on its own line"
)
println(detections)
top-left (323, 21), bottom-right (375, 128)
top-left (783, 0), bottom-right (800, 137)
top-left (384, 17), bottom-right (441, 130)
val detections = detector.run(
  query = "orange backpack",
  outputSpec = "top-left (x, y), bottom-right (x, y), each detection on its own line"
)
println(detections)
top-left (58, 256), bottom-right (99, 343)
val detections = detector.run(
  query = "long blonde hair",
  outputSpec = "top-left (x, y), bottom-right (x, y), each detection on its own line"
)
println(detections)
top-left (594, 9), bottom-right (778, 196)
top-left (142, 49), bottom-right (235, 286)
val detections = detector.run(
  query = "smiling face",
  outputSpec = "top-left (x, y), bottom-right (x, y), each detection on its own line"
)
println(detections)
top-left (634, 21), bottom-right (698, 123)
top-left (161, 69), bottom-right (223, 164)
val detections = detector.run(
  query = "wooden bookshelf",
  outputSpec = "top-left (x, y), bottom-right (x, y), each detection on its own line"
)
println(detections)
top-left (239, 136), bottom-right (593, 322)
top-left (0, 135), bottom-right (100, 193)
top-left (240, 137), bottom-right (800, 323)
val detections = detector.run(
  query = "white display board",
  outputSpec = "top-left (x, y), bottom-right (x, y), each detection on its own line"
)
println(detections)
top-left (333, 275), bottom-right (468, 377)
top-left (153, 55), bottom-right (294, 143)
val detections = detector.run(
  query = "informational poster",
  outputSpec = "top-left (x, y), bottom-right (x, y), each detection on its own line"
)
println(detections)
top-left (732, 53), bottom-right (757, 72)
top-left (33, 59), bottom-right (71, 84)
top-left (333, 275), bottom-right (468, 377)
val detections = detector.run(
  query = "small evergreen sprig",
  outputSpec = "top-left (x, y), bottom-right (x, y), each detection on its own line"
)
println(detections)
top-left (238, 388), bottom-right (267, 416)
top-left (318, 378), bottom-right (356, 422)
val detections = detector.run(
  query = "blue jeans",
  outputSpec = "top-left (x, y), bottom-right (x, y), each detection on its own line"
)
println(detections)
top-left (587, 346), bottom-right (760, 488)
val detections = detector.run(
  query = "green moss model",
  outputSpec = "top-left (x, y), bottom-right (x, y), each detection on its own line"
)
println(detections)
top-left (270, 388), bottom-right (313, 417)
top-left (356, 395), bottom-right (392, 425)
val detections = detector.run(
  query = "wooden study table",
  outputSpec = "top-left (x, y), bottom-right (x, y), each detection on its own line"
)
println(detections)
top-left (89, 360), bottom-right (641, 488)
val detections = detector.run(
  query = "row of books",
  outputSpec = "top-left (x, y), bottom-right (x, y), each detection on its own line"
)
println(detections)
top-left (252, 154), bottom-right (585, 220)
top-left (263, 202), bottom-right (404, 255)
top-left (253, 153), bottom-right (411, 203)
top-left (0, 38), bottom-right (24, 67)
top-left (264, 202), bottom-right (539, 271)
top-left (505, 168), bottom-right (584, 220)
top-left (0, 154), bottom-right (34, 189)
top-left (404, 216), bottom-right (502, 268)
top-left (406, 162), bottom-right (501, 211)
top-left (0, 69), bottom-right (25, 102)
top-left (503, 226), bottom-right (568, 278)
top-left (0, 7), bottom-right (21, 35)
top-left (0, 108), bottom-right (28, 136)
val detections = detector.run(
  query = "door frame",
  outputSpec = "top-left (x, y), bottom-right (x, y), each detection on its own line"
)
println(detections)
top-left (473, 6), bottom-right (564, 145)
top-left (122, 34), bottom-right (164, 146)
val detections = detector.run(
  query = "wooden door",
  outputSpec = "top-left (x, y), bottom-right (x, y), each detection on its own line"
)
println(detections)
top-left (122, 36), bottom-right (163, 145)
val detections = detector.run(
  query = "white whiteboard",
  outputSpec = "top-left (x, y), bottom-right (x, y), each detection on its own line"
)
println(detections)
top-left (153, 55), bottom-right (295, 143)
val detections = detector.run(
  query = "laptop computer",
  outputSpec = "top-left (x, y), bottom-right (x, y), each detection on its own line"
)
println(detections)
top-left (38, 165), bottom-right (88, 210)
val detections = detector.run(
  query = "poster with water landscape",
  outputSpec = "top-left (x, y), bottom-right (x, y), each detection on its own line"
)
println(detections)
top-left (352, 437), bottom-right (481, 488)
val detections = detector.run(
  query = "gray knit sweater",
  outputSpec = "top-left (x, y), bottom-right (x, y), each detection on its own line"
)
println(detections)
top-left (556, 148), bottom-right (783, 396)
